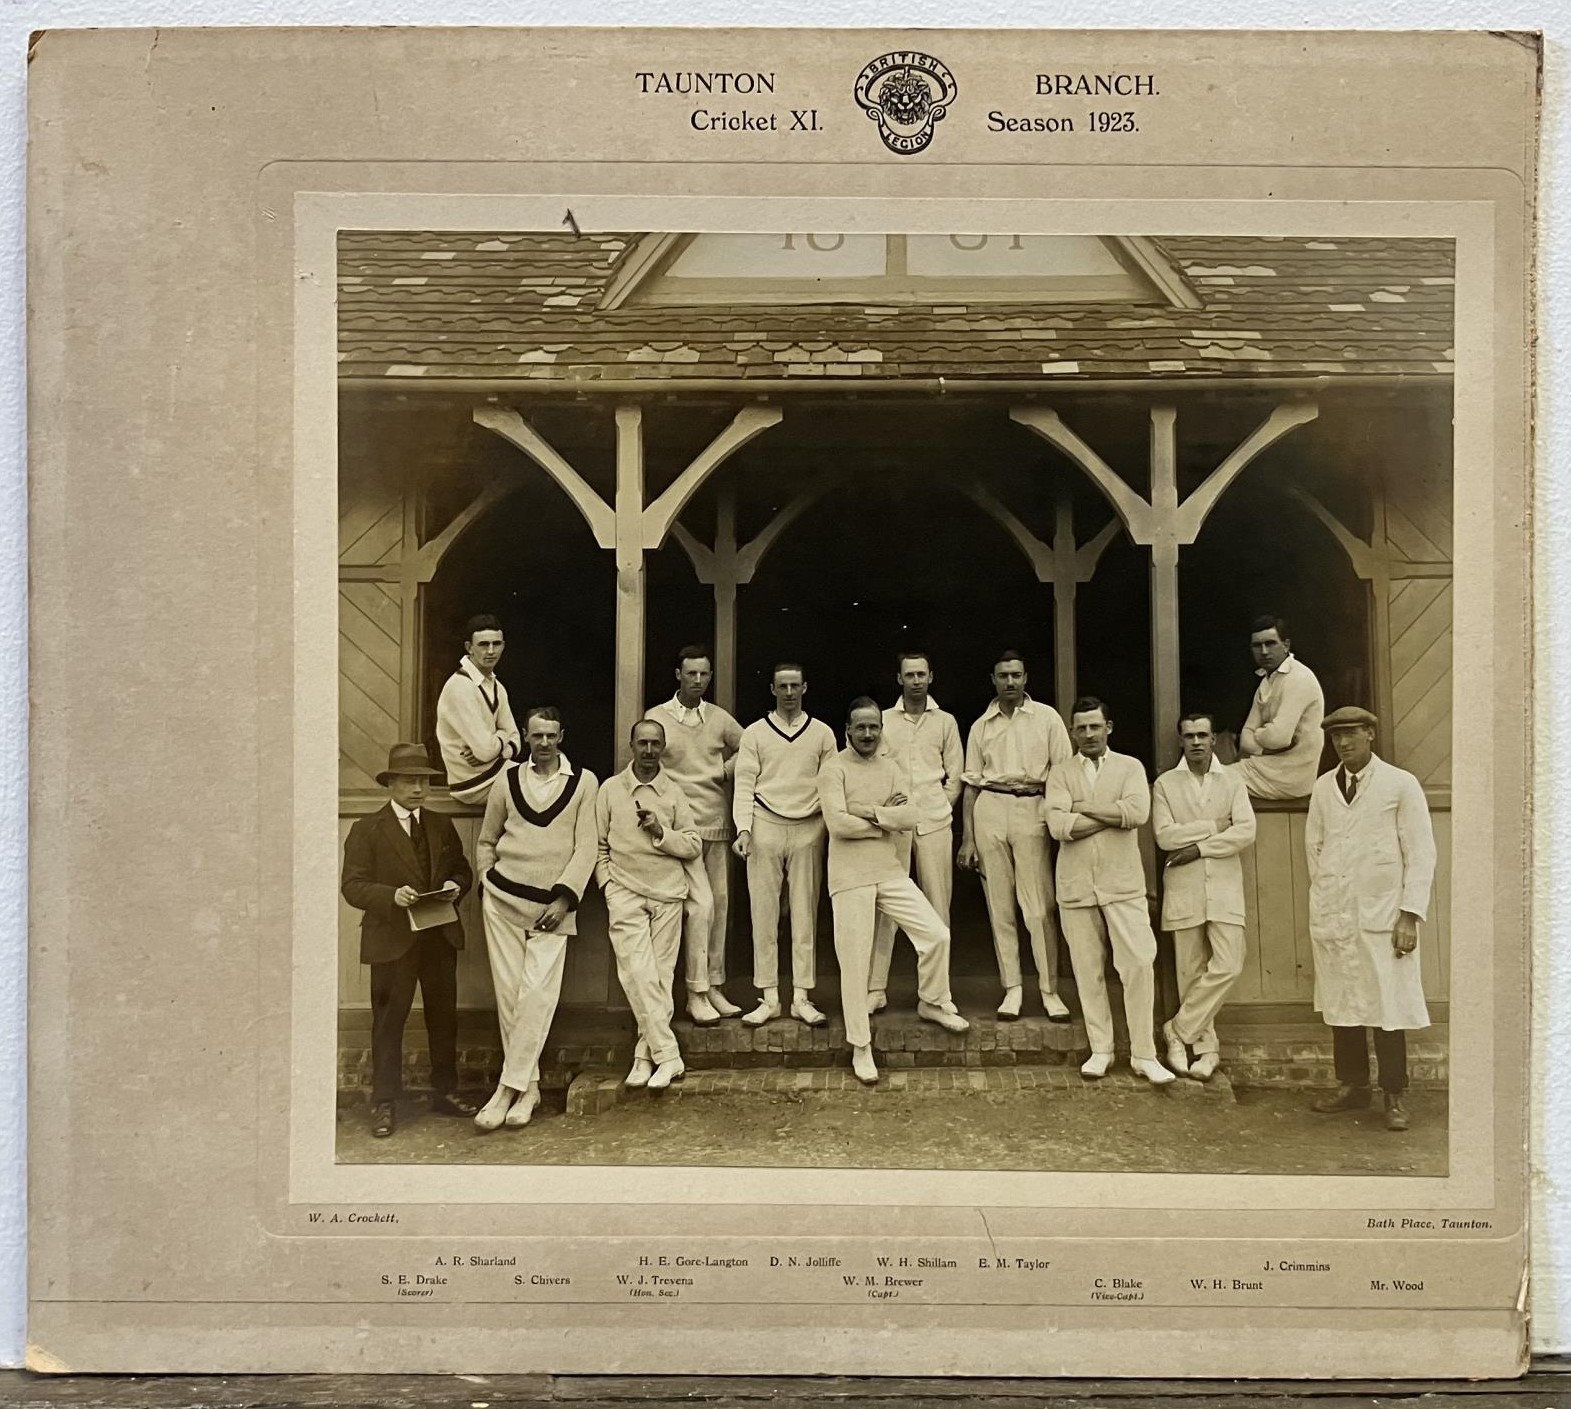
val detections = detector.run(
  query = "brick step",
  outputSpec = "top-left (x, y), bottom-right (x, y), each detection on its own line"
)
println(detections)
top-left (338, 1019), bottom-right (1449, 1093)
top-left (1221, 1026), bottom-right (1448, 1090)
top-left (567, 1062), bottom-right (1236, 1116)
top-left (675, 1011), bottom-right (1086, 1068)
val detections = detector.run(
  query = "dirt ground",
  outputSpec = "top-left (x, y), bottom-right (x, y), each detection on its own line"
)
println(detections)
top-left (337, 1084), bottom-right (1447, 1176)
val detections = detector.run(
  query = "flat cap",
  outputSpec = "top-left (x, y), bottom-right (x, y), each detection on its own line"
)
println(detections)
top-left (1323, 705), bottom-right (1379, 731)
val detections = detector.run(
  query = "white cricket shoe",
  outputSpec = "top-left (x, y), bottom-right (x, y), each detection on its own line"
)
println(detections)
top-left (1132, 1057), bottom-right (1177, 1086)
top-left (1080, 1050), bottom-right (1113, 1079)
top-left (917, 1001), bottom-right (970, 1033)
top-left (648, 1059), bottom-right (685, 1090)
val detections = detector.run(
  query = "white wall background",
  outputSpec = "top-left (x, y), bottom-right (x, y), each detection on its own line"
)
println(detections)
top-left (0, 0), bottom-right (1564, 1370)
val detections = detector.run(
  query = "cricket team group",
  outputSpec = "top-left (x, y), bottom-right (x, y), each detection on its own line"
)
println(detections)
top-left (341, 614), bottom-right (1438, 1141)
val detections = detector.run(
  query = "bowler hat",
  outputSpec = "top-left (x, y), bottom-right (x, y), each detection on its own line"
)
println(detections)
top-left (376, 742), bottom-right (444, 785)
top-left (1323, 705), bottom-right (1379, 732)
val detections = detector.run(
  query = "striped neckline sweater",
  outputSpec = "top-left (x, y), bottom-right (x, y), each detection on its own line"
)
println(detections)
top-left (475, 761), bottom-right (600, 932)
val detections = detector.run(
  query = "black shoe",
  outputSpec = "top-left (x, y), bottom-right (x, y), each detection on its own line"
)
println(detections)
top-left (1312, 1084), bottom-right (1372, 1113)
top-left (370, 1101), bottom-right (396, 1138)
top-left (1383, 1092), bottom-right (1410, 1132)
top-left (430, 1091), bottom-right (480, 1118)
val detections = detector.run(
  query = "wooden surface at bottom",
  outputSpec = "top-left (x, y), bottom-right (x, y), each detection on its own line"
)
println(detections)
top-left (2, 1369), bottom-right (1569, 1408)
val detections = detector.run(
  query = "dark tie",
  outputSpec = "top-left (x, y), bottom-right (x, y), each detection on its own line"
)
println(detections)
top-left (1340, 770), bottom-right (1358, 805)
top-left (408, 810), bottom-right (431, 887)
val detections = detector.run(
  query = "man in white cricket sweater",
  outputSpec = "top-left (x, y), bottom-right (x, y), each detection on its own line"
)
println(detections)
top-left (596, 719), bottom-right (703, 1090)
top-left (1045, 697), bottom-right (1175, 1085)
top-left (646, 645), bottom-right (745, 1026)
top-left (1153, 710), bottom-right (1257, 1083)
top-left (821, 699), bottom-right (970, 1085)
top-left (732, 663), bottom-right (838, 1028)
top-left (868, 651), bottom-right (964, 1017)
top-left (1233, 615), bottom-right (1325, 801)
top-left (436, 614), bottom-right (523, 805)
top-left (473, 706), bottom-right (599, 1131)
top-left (958, 650), bottom-right (1075, 1022)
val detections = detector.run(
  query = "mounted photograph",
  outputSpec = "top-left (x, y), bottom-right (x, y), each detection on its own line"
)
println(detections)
top-left (331, 227), bottom-right (1456, 1177)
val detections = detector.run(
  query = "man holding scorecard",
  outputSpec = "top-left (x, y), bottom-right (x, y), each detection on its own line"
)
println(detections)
top-left (341, 742), bottom-right (479, 1138)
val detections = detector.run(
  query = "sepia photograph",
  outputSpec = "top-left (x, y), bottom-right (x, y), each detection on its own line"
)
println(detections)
top-left (332, 227), bottom-right (1456, 1177)
top-left (25, 23), bottom-right (1532, 1377)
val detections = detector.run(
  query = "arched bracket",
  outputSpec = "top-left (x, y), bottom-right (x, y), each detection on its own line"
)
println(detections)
top-left (472, 405), bottom-right (615, 548)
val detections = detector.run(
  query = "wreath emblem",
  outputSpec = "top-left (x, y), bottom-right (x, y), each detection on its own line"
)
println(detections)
top-left (853, 52), bottom-right (958, 156)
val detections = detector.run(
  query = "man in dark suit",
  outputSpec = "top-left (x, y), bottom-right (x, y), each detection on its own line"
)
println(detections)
top-left (342, 743), bottom-right (480, 1138)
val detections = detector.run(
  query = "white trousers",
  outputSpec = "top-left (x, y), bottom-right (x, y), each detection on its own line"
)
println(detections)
top-left (869, 828), bottom-right (954, 995)
top-left (1170, 921), bottom-right (1246, 1055)
top-left (481, 891), bottom-right (569, 1090)
top-left (604, 880), bottom-right (684, 1065)
top-left (832, 877), bottom-right (952, 1048)
top-left (1061, 899), bottom-right (1159, 1061)
top-left (746, 813), bottom-right (825, 990)
top-left (974, 792), bottom-right (1061, 992)
top-left (682, 839), bottom-right (732, 992)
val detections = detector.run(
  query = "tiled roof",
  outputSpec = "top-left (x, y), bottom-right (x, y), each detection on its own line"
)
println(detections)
top-left (337, 233), bottom-right (1455, 383)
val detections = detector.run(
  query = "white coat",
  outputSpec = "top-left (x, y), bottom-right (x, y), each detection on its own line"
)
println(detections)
top-left (1304, 755), bottom-right (1436, 1030)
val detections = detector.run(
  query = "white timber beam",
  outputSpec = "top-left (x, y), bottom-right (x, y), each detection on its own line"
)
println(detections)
top-left (1013, 400), bottom-right (1319, 768)
top-left (472, 405), bottom-right (615, 549)
top-left (642, 405), bottom-right (784, 551)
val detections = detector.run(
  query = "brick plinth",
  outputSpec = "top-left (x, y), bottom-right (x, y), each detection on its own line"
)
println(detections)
top-left (566, 1063), bottom-right (1235, 1115)
top-left (336, 1014), bottom-right (1449, 1095)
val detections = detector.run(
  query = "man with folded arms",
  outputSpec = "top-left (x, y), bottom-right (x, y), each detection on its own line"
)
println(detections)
top-left (867, 651), bottom-right (964, 1018)
top-left (472, 706), bottom-right (599, 1132)
top-left (436, 613), bottom-right (522, 805)
top-left (1046, 697), bottom-right (1174, 1085)
top-left (958, 650), bottom-right (1074, 1021)
top-left (1305, 706), bottom-right (1436, 1132)
top-left (732, 663), bottom-right (838, 1028)
top-left (646, 644), bottom-right (745, 1026)
top-left (820, 699), bottom-right (969, 1085)
top-left (1234, 615), bottom-right (1325, 801)
top-left (1153, 710), bottom-right (1257, 1083)
top-left (340, 742), bottom-right (478, 1139)
top-left (596, 719), bottom-right (704, 1091)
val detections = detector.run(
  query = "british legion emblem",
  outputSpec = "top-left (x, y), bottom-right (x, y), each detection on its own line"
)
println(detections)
top-left (853, 51), bottom-right (958, 156)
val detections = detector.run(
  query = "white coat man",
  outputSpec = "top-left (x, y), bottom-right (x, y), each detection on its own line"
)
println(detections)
top-left (1046, 697), bottom-right (1175, 1085)
top-left (958, 650), bottom-right (1074, 1021)
top-left (436, 614), bottom-right (523, 805)
top-left (732, 663), bottom-right (838, 1028)
top-left (646, 645), bottom-right (745, 1026)
top-left (1305, 706), bottom-right (1436, 1132)
top-left (1153, 711), bottom-right (1257, 1083)
top-left (473, 707), bottom-right (599, 1131)
top-left (820, 699), bottom-right (970, 1084)
top-left (595, 719), bottom-right (703, 1091)
top-left (1234, 615), bottom-right (1325, 801)
top-left (867, 651), bottom-right (964, 1016)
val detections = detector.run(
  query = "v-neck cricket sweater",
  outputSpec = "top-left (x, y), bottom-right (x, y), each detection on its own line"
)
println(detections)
top-left (732, 713), bottom-right (838, 834)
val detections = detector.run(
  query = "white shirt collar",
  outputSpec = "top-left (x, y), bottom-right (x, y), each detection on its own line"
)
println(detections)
top-left (981, 693), bottom-right (1037, 722)
top-left (459, 655), bottom-right (498, 688)
top-left (666, 694), bottom-right (707, 726)
top-left (391, 800), bottom-right (421, 824)
top-left (769, 710), bottom-right (810, 734)
top-left (622, 763), bottom-right (671, 794)
top-left (528, 753), bottom-right (573, 780)
top-left (1256, 652), bottom-right (1300, 680)
top-left (1080, 751), bottom-right (1105, 773)
top-left (890, 695), bottom-right (942, 718)
top-left (1340, 758), bottom-right (1374, 783)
